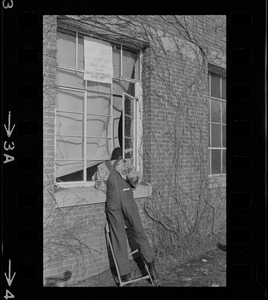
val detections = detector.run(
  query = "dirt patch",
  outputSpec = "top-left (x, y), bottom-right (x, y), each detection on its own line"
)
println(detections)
top-left (71, 244), bottom-right (226, 287)
top-left (160, 247), bottom-right (226, 287)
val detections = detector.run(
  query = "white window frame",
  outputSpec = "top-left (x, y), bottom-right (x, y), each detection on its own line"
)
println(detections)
top-left (208, 71), bottom-right (226, 177)
top-left (122, 92), bottom-right (139, 169)
top-left (55, 29), bottom-right (143, 188)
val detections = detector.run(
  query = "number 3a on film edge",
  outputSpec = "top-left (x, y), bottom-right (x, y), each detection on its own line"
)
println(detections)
top-left (3, 111), bottom-right (15, 164)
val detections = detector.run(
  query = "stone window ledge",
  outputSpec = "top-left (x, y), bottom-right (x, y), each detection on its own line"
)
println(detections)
top-left (208, 174), bottom-right (226, 188)
top-left (55, 181), bottom-right (152, 208)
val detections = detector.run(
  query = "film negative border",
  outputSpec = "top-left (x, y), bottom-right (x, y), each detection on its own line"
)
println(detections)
top-left (227, 6), bottom-right (266, 300)
top-left (1, 2), bottom-right (266, 300)
top-left (2, 7), bottom-right (43, 300)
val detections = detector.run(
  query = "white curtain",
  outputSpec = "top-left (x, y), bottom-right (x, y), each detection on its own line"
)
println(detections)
top-left (56, 90), bottom-right (123, 178)
top-left (55, 34), bottom-right (137, 178)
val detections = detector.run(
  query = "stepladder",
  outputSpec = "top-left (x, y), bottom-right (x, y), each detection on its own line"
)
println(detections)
top-left (105, 222), bottom-right (155, 287)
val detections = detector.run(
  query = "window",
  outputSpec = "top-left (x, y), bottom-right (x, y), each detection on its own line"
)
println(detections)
top-left (55, 28), bottom-right (141, 184)
top-left (208, 71), bottom-right (226, 175)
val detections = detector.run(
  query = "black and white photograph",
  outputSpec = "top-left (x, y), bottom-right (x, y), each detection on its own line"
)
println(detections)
top-left (2, 1), bottom-right (266, 298)
top-left (43, 15), bottom-right (227, 287)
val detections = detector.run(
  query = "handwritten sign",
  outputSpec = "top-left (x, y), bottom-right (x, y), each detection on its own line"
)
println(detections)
top-left (84, 37), bottom-right (113, 84)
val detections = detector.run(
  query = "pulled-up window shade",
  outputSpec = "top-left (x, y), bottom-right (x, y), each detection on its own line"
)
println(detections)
top-left (56, 29), bottom-right (140, 183)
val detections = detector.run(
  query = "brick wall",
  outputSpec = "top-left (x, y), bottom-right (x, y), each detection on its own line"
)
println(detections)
top-left (43, 15), bottom-right (226, 285)
top-left (44, 202), bottom-right (108, 284)
top-left (141, 15), bottom-right (226, 237)
top-left (43, 15), bottom-right (57, 195)
top-left (43, 197), bottom-right (149, 286)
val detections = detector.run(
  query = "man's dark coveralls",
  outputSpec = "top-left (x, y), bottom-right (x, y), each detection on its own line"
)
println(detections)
top-left (105, 159), bottom-right (154, 276)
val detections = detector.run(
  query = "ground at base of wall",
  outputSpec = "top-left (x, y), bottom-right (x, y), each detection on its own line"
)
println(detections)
top-left (68, 245), bottom-right (226, 287)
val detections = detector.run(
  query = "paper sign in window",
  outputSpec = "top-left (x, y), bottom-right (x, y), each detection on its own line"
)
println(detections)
top-left (84, 37), bottom-right (113, 84)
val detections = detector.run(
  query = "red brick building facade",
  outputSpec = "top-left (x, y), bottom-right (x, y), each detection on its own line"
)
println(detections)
top-left (43, 15), bottom-right (226, 285)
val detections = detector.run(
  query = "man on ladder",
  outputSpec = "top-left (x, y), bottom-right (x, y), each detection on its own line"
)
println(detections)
top-left (94, 147), bottom-right (159, 286)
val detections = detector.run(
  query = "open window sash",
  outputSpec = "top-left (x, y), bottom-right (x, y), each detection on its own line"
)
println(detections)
top-left (122, 92), bottom-right (138, 169)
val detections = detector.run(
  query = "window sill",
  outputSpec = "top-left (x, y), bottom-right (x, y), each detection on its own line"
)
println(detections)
top-left (54, 181), bottom-right (152, 208)
top-left (208, 174), bottom-right (226, 188)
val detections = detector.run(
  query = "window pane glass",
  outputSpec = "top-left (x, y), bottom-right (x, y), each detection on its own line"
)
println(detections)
top-left (124, 94), bottom-right (134, 117)
top-left (211, 73), bottom-right (220, 98)
top-left (57, 69), bottom-right (84, 90)
top-left (86, 81), bottom-right (98, 92)
top-left (113, 97), bottom-right (122, 149)
top-left (98, 83), bottom-right (111, 94)
top-left (222, 102), bottom-right (226, 124)
top-left (56, 137), bottom-right (83, 160)
top-left (87, 116), bottom-right (112, 138)
top-left (211, 99), bottom-right (221, 123)
top-left (125, 137), bottom-right (134, 152)
top-left (222, 150), bottom-right (226, 173)
top-left (87, 93), bottom-right (111, 115)
top-left (209, 150), bottom-right (211, 173)
top-left (57, 90), bottom-right (84, 114)
top-left (212, 150), bottom-right (221, 174)
top-left (86, 137), bottom-right (111, 160)
top-left (222, 77), bottom-right (226, 99)
top-left (125, 115), bottom-right (134, 138)
top-left (208, 73), bottom-right (211, 94)
top-left (125, 149), bottom-right (133, 159)
top-left (87, 81), bottom-right (111, 94)
top-left (87, 92), bottom-right (112, 161)
top-left (113, 79), bottom-right (135, 96)
top-left (56, 161), bottom-right (84, 182)
top-left (56, 112), bottom-right (83, 136)
top-left (222, 125), bottom-right (226, 147)
top-left (113, 96), bottom-right (122, 117)
top-left (57, 31), bottom-right (76, 68)
top-left (211, 124), bottom-right (221, 147)
top-left (122, 49), bottom-right (138, 79)
top-left (208, 125), bottom-right (210, 147)
top-left (113, 45), bottom-right (120, 77)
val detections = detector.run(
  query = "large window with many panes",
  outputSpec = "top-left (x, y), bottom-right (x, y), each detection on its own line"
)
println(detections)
top-left (208, 70), bottom-right (226, 175)
top-left (55, 28), bottom-right (141, 184)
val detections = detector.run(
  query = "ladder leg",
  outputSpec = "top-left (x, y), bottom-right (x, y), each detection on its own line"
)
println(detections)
top-left (105, 222), bottom-right (156, 287)
top-left (106, 223), bottom-right (123, 286)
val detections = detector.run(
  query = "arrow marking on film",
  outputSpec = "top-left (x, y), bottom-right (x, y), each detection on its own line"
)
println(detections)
top-left (4, 111), bottom-right (16, 138)
top-left (4, 259), bottom-right (16, 286)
